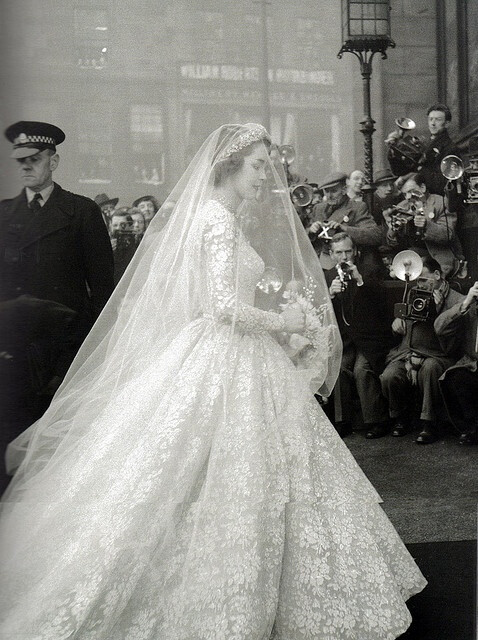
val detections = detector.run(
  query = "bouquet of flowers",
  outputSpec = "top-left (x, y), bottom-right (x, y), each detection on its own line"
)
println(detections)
top-left (279, 278), bottom-right (332, 371)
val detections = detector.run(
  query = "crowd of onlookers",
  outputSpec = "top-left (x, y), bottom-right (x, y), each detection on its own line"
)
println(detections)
top-left (93, 194), bottom-right (162, 284)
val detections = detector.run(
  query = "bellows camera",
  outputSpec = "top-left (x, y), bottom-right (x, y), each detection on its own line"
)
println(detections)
top-left (394, 277), bottom-right (435, 322)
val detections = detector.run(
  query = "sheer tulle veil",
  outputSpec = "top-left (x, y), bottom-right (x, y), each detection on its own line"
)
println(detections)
top-left (4, 123), bottom-right (341, 496)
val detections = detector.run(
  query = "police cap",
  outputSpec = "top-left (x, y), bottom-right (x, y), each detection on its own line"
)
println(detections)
top-left (4, 121), bottom-right (65, 159)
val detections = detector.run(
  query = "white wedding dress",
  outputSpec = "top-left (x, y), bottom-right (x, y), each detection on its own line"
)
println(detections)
top-left (0, 201), bottom-right (426, 640)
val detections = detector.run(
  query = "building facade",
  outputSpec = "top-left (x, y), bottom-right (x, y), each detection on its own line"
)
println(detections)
top-left (0, 0), bottom-right (476, 206)
top-left (0, 0), bottom-right (358, 204)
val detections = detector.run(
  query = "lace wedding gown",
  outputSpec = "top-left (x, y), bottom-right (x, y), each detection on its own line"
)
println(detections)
top-left (0, 201), bottom-right (426, 640)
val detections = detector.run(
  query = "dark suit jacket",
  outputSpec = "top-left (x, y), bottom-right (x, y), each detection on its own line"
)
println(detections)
top-left (419, 129), bottom-right (459, 197)
top-left (325, 266), bottom-right (396, 373)
top-left (388, 129), bottom-right (459, 197)
top-left (0, 183), bottom-right (114, 379)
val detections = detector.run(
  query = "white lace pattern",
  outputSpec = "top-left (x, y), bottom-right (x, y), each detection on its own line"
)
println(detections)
top-left (0, 201), bottom-right (426, 640)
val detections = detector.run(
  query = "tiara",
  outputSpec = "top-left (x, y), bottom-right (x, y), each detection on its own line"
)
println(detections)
top-left (216, 123), bottom-right (270, 161)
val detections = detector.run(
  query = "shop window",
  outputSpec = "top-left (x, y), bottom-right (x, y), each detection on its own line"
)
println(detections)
top-left (77, 108), bottom-right (112, 184)
top-left (131, 105), bottom-right (165, 186)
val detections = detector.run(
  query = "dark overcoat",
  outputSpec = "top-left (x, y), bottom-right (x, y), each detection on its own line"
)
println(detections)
top-left (0, 183), bottom-right (114, 383)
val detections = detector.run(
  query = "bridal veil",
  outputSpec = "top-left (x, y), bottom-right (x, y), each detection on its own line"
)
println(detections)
top-left (4, 123), bottom-right (341, 497)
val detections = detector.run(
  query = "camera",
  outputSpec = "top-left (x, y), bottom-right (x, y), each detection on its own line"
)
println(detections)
top-left (388, 191), bottom-right (425, 239)
top-left (336, 261), bottom-right (353, 286)
top-left (394, 277), bottom-right (435, 321)
top-left (464, 156), bottom-right (478, 204)
top-left (111, 218), bottom-right (135, 251)
top-left (441, 153), bottom-right (478, 204)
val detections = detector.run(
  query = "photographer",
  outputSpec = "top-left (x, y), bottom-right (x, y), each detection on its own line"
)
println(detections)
top-left (290, 182), bottom-right (321, 230)
top-left (385, 103), bottom-right (459, 196)
top-left (110, 208), bottom-right (137, 285)
top-left (372, 169), bottom-right (402, 225)
top-left (380, 255), bottom-right (463, 444)
top-left (307, 171), bottom-right (383, 273)
top-left (383, 172), bottom-right (463, 277)
top-left (325, 233), bottom-right (395, 438)
top-left (435, 281), bottom-right (478, 445)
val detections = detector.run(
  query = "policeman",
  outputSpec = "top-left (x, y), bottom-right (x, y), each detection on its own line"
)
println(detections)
top-left (0, 121), bottom-right (114, 489)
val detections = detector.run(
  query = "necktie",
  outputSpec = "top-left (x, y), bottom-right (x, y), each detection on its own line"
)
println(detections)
top-left (29, 193), bottom-right (42, 214)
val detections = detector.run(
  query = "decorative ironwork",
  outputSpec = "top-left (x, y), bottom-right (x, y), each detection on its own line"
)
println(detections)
top-left (338, 0), bottom-right (395, 214)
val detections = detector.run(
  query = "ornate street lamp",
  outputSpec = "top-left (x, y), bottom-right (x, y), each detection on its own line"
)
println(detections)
top-left (338, 0), bottom-right (395, 212)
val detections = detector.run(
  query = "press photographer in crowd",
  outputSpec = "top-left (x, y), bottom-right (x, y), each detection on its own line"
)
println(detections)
top-left (380, 255), bottom-right (463, 444)
top-left (383, 172), bottom-right (463, 278)
top-left (324, 233), bottom-right (395, 438)
top-left (371, 169), bottom-right (402, 225)
top-left (110, 207), bottom-right (138, 284)
top-left (435, 280), bottom-right (478, 445)
top-left (289, 181), bottom-right (322, 229)
top-left (307, 171), bottom-right (383, 273)
top-left (385, 103), bottom-right (459, 196)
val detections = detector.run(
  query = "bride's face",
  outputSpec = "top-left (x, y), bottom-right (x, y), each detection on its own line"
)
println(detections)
top-left (229, 143), bottom-right (268, 202)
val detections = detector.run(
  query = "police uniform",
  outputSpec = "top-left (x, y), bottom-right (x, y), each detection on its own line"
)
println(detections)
top-left (0, 122), bottom-right (114, 489)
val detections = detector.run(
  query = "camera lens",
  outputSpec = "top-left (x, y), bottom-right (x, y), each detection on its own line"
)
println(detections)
top-left (412, 298), bottom-right (425, 311)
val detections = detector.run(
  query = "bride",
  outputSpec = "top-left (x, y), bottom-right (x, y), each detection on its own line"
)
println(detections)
top-left (0, 123), bottom-right (425, 639)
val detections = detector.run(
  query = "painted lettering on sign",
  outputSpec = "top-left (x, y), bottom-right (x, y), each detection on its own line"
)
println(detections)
top-left (180, 64), bottom-right (334, 86)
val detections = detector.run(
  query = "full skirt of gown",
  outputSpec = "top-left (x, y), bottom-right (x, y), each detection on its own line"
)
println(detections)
top-left (0, 317), bottom-right (426, 640)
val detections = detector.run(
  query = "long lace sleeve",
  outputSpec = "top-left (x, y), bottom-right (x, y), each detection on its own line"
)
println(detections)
top-left (202, 203), bottom-right (285, 333)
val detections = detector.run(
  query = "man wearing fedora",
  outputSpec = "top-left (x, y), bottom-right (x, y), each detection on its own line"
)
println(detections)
top-left (307, 171), bottom-right (383, 273)
top-left (94, 193), bottom-right (119, 230)
top-left (0, 121), bottom-right (114, 487)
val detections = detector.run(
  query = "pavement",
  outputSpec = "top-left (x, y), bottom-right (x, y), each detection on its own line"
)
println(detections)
top-left (344, 426), bottom-right (478, 544)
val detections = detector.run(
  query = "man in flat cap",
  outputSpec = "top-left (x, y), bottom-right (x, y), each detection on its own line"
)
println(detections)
top-left (0, 121), bottom-right (114, 489)
top-left (307, 171), bottom-right (384, 274)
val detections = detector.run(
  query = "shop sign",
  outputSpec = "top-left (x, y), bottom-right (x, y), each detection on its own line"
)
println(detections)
top-left (180, 63), bottom-right (334, 86)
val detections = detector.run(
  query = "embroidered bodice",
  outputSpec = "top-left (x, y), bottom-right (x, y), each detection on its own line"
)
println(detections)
top-left (201, 200), bottom-right (284, 333)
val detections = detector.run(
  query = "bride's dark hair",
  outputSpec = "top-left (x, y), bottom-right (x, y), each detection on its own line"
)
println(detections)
top-left (212, 124), bottom-right (271, 186)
